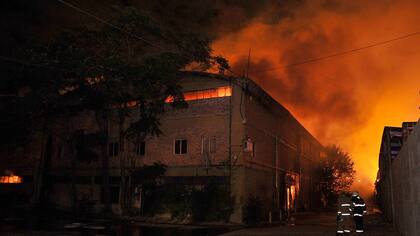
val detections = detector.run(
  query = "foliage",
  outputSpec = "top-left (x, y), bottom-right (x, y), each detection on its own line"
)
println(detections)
top-left (243, 195), bottom-right (264, 225)
top-left (1, 5), bottom-right (228, 147)
top-left (131, 162), bottom-right (167, 185)
top-left (1, 4), bottom-right (229, 215)
top-left (191, 184), bottom-right (234, 222)
top-left (141, 183), bottom-right (233, 222)
top-left (74, 131), bottom-right (104, 163)
top-left (319, 145), bottom-right (355, 204)
top-left (141, 184), bottom-right (191, 218)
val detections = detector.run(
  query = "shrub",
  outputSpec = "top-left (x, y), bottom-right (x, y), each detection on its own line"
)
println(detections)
top-left (191, 184), bottom-right (234, 222)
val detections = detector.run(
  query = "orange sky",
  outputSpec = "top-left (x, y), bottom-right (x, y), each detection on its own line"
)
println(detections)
top-left (212, 0), bottom-right (420, 195)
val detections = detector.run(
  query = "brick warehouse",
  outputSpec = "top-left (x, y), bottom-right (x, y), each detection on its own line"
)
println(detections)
top-left (0, 71), bottom-right (324, 223)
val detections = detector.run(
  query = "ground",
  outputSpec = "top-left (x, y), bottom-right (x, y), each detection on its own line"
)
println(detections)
top-left (0, 203), bottom-right (400, 235)
top-left (219, 203), bottom-right (400, 236)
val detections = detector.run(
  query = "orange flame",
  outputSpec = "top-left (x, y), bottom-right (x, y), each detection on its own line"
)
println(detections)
top-left (0, 174), bottom-right (22, 184)
top-left (212, 0), bottom-right (420, 196)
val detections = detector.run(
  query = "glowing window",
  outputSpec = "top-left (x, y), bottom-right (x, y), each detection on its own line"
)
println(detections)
top-left (166, 86), bottom-right (232, 103)
top-left (184, 91), bottom-right (198, 101)
top-left (0, 175), bottom-right (22, 184)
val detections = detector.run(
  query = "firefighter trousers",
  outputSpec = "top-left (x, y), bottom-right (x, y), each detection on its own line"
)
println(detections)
top-left (354, 216), bottom-right (364, 233)
top-left (337, 216), bottom-right (352, 234)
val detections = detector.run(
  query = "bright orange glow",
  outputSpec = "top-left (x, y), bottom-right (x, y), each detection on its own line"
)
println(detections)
top-left (166, 86), bottom-right (232, 103)
top-left (212, 0), bottom-right (420, 196)
top-left (0, 175), bottom-right (22, 184)
top-left (111, 86), bottom-right (232, 108)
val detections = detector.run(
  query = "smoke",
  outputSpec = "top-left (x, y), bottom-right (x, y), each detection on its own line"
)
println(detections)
top-left (212, 0), bottom-right (420, 194)
top-left (1, 0), bottom-right (419, 195)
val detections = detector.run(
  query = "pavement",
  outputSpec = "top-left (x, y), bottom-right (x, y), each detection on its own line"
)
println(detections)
top-left (218, 205), bottom-right (400, 236)
top-left (0, 203), bottom-right (400, 236)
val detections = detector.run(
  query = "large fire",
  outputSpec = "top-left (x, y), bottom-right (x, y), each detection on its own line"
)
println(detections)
top-left (212, 0), bottom-right (420, 196)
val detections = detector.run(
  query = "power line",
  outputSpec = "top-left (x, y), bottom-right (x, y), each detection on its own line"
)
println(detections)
top-left (56, 0), bottom-right (232, 74)
top-left (249, 30), bottom-right (420, 74)
top-left (43, 1), bottom-right (420, 78)
top-left (56, 0), bottom-right (164, 50)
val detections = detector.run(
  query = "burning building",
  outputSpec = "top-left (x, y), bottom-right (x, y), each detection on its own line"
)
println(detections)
top-left (0, 72), bottom-right (323, 223)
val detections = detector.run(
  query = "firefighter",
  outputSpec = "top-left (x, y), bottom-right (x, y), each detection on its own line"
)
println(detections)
top-left (336, 193), bottom-right (353, 235)
top-left (351, 191), bottom-right (367, 233)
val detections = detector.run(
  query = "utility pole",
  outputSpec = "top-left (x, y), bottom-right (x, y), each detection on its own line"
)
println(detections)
top-left (246, 48), bottom-right (251, 78)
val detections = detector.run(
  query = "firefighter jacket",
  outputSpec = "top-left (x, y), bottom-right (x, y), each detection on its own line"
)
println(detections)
top-left (351, 196), bottom-right (367, 217)
top-left (337, 195), bottom-right (353, 219)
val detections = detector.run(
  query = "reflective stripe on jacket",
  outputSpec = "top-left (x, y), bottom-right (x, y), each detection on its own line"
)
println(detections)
top-left (337, 195), bottom-right (353, 216)
top-left (351, 196), bottom-right (366, 216)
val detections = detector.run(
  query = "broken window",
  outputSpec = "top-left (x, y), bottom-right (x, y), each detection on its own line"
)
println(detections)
top-left (175, 139), bottom-right (187, 154)
top-left (108, 142), bottom-right (119, 157)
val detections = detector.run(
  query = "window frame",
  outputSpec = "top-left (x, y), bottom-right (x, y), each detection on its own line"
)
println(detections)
top-left (135, 141), bottom-right (146, 156)
top-left (108, 142), bottom-right (119, 157)
top-left (174, 139), bottom-right (188, 155)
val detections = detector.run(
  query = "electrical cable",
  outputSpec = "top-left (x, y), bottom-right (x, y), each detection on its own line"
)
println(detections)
top-left (57, 0), bottom-right (240, 78)
top-left (249, 30), bottom-right (420, 74)
top-left (56, 0), bottom-right (164, 50)
top-left (22, 1), bottom-right (420, 79)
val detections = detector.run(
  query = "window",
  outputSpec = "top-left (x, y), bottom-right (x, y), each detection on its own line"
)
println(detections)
top-left (108, 142), bottom-right (119, 156)
top-left (174, 139), bottom-right (187, 154)
top-left (209, 136), bottom-right (216, 153)
top-left (165, 86), bottom-right (232, 103)
top-left (0, 175), bottom-right (22, 184)
top-left (201, 136), bottom-right (216, 154)
top-left (136, 141), bottom-right (146, 156)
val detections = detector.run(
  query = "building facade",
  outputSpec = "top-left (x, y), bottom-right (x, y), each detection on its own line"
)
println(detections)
top-left (1, 72), bottom-right (324, 223)
top-left (376, 121), bottom-right (419, 236)
top-left (377, 126), bottom-right (403, 221)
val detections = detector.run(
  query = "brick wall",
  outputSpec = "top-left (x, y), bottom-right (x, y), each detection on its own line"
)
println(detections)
top-left (133, 97), bottom-right (230, 167)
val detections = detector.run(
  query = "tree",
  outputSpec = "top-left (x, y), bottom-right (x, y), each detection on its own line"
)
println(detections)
top-left (130, 162), bottom-right (167, 215)
top-left (319, 145), bottom-right (355, 206)
top-left (1, 5), bottom-right (228, 215)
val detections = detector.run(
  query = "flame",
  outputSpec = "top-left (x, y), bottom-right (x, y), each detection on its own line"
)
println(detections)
top-left (212, 0), bottom-right (420, 196)
top-left (0, 174), bottom-right (22, 184)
